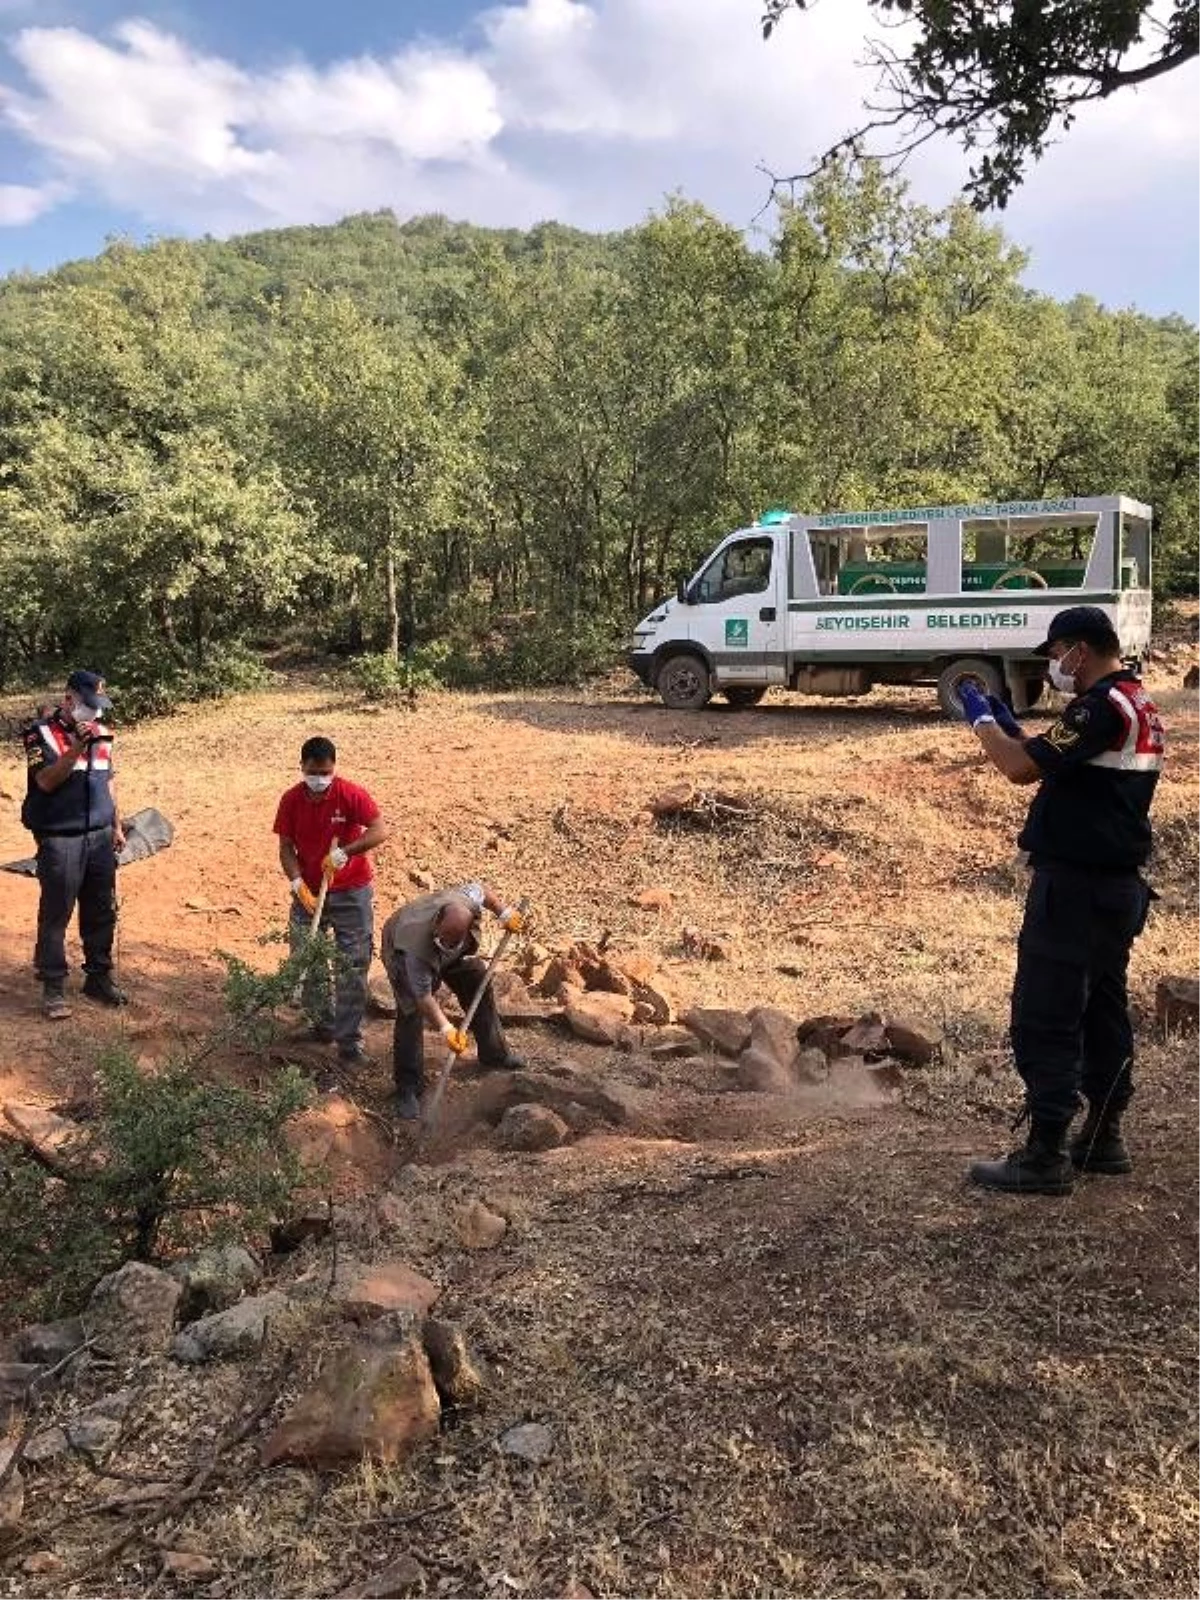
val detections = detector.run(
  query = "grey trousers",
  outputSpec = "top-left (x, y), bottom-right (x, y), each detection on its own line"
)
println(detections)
top-left (289, 885), bottom-right (374, 1050)
top-left (34, 828), bottom-right (117, 984)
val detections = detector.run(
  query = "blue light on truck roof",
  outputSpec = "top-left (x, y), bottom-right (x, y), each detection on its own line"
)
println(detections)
top-left (757, 507), bottom-right (792, 525)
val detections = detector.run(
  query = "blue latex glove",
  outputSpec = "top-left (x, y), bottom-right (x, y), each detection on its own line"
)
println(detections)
top-left (958, 681), bottom-right (995, 728)
top-left (987, 694), bottom-right (1023, 738)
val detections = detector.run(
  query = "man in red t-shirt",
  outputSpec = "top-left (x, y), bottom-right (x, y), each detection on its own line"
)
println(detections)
top-left (273, 736), bottom-right (387, 1072)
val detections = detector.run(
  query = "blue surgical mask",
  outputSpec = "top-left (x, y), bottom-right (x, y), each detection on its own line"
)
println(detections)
top-left (304, 774), bottom-right (333, 793)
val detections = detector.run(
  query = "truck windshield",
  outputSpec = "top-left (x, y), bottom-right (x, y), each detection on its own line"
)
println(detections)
top-left (694, 538), bottom-right (772, 603)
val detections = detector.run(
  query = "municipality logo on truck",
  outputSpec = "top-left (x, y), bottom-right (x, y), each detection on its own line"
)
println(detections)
top-left (627, 496), bottom-right (1152, 719)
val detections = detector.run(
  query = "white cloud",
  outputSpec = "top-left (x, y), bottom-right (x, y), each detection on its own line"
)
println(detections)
top-left (0, 178), bottom-right (62, 223)
top-left (0, 0), bottom-right (1193, 311)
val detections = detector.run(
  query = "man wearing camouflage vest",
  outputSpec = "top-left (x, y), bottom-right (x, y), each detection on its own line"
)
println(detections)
top-left (381, 881), bottom-right (527, 1120)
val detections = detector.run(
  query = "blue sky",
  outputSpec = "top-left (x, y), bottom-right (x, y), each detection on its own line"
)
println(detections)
top-left (1, 0), bottom-right (1196, 317)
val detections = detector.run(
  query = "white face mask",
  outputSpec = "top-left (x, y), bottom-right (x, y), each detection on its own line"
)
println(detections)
top-left (69, 700), bottom-right (97, 727)
top-left (1047, 646), bottom-right (1081, 695)
top-left (303, 774), bottom-right (334, 793)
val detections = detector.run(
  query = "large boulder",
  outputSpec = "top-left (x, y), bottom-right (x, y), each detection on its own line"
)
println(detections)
top-left (84, 1262), bottom-right (182, 1357)
top-left (649, 1026), bottom-right (701, 1060)
top-left (795, 1015), bottom-right (858, 1055)
top-left (681, 1007), bottom-right (752, 1058)
top-left (261, 1337), bottom-right (440, 1468)
top-left (735, 1049), bottom-right (795, 1094)
top-left (497, 1104), bottom-right (570, 1153)
top-left (748, 1007), bottom-right (801, 1070)
top-left (342, 1263), bottom-right (442, 1325)
top-left (839, 1013), bottom-right (890, 1055)
top-left (172, 1292), bottom-right (287, 1364)
top-left (170, 1244), bottom-right (263, 1323)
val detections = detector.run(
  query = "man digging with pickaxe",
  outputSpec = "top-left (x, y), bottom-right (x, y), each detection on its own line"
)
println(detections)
top-left (380, 882), bottom-right (527, 1121)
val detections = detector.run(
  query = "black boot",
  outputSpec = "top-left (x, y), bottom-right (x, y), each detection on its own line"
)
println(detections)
top-left (969, 1115), bottom-right (1075, 1195)
top-left (1071, 1107), bottom-right (1132, 1175)
top-left (82, 972), bottom-right (129, 1007)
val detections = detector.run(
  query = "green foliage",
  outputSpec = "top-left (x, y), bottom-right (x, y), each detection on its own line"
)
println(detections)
top-left (763, 1), bottom-right (1198, 210)
top-left (340, 642), bottom-right (449, 703)
top-left (0, 1047), bottom-right (311, 1320)
top-left (0, 182), bottom-right (1194, 707)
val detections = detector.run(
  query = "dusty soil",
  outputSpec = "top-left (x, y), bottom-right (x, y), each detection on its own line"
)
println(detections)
top-left (0, 636), bottom-right (1196, 1598)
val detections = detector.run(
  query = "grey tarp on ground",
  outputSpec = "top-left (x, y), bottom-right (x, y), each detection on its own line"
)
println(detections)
top-left (1, 807), bottom-right (175, 878)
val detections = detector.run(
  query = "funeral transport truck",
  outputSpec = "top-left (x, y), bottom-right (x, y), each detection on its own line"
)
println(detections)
top-left (627, 495), bottom-right (1153, 718)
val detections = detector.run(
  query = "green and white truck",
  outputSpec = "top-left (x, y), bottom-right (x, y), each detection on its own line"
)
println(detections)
top-left (627, 495), bottom-right (1153, 718)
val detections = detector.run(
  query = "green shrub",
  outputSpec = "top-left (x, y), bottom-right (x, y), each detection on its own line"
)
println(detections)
top-left (0, 1048), bottom-right (311, 1320)
top-left (341, 643), bottom-right (448, 703)
top-left (106, 641), bottom-right (272, 720)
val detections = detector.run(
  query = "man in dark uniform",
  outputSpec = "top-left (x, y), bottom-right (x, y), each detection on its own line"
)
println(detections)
top-left (21, 670), bottom-right (128, 1019)
top-left (958, 606), bottom-right (1165, 1194)
top-left (380, 882), bottom-right (527, 1120)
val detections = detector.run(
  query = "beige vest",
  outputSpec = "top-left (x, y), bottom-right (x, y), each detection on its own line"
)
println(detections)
top-left (382, 890), bottom-right (481, 969)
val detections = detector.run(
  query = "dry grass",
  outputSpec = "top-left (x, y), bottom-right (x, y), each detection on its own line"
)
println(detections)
top-left (0, 637), bottom-right (1196, 1598)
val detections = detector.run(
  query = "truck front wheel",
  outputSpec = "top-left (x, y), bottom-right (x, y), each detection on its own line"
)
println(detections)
top-left (937, 657), bottom-right (1004, 720)
top-left (657, 652), bottom-right (712, 711)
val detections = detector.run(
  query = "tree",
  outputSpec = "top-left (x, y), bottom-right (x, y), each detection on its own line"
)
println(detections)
top-left (762, 1), bottom-right (1199, 208)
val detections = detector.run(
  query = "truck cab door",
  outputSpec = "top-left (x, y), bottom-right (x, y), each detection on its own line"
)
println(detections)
top-left (685, 533), bottom-right (785, 684)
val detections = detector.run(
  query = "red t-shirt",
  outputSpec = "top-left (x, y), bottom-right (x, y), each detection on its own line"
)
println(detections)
top-left (273, 777), bottom-right (380, 893)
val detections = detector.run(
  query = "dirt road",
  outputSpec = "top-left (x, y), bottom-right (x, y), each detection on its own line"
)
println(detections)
top-left (0, 665), bottom-right (1195, 1597)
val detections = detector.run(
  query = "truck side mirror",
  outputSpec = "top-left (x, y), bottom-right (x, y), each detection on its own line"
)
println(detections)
top-left (676, 577), bottom-right (691, 605)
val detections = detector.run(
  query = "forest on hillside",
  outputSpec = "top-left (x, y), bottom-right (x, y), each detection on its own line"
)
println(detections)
top-left (0, 163), bottom-right (1195, 709)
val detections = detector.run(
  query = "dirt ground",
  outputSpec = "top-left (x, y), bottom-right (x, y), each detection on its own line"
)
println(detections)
top-left (0, 636), bottom-right (1196, 1599)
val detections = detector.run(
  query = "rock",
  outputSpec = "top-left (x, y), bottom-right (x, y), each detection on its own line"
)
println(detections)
top-left (794, 1047), bottom-right (830, 1085)
top-left (22, 1552), bottom-right (65, 1577)
top-left (562, 1583), bottom-right (594, 1599)
top-left (375, 1194), bottom-right (408, 1230)
top-left (270, 1203), bottom-right (333, 1254)
top-left (681, 1006), bottom-right (752, 1057)
top-left (649, 1026), bottom-right (702, 1059)
top-left (15, 1317), bottom-right (85, 1367)
top-left (343, 1263), bottom-right (442, 1324)
top-left (538, 955), bottom-right (585, 998)
top-left (500, 1421), bottom-right (554, 1464)
top-left (840, 1013), bottom-right (890, 1055)
top-left (170, 1244), bottom-right (263, 1323)
top-left (1, 1103), bottom-right (88, 1171)
top-left (261, 1336), bottom-right (440, 1468)
top-left (736, 1049), bottom-right (795, 1094)
top-left (648, 783), bottom-right (696, 817)
top-left (796, 1014), bottom-right (858, 1056)
top-left (162, 1550), bottom-right (219, 1580)
top-left (629, 888), bottom-right (672, 912)
top-left (0, 1361), bottom-right (45, 1407)
top-left (564, 991), bottom-right (636, 1047)
top-left (28, 1389), bottom-right (133, 1464)
top-left (337, 1553), bottom-right (427, 1598)
top-left (1184, 663), bottom-right (1199, 690)
top-left (1156, 975), bottom-right (1199, 1032)
top-left (748, 1006), bottom-right (801, 1071)
top-left (408, 868), bottom-right (435, 891)
top-left (681, 927), bottom-right (733, 961)
top-left (0, 1445), bottom-right (24, 1531)
top-left (885, 1014), bottom-right (944, 1066)
top-left (489, 1065), bottom-right (634, 1129)
top-left (84, 1261), bottom-right (183, 1356)
top-left (455, 1199), bottom-right (508, 1249)
top-left (422, 1320), bottom-right (483, 1407)
top-left (631, 978), bottom-right (675, 1025)
top-left (491, 971), bottom-right (559, 1025)
top-left (172, 1292), bottom-right (287, 1364)
top-left (497, 1104), bottom-right (570, 1153)
top-left (367, 979), bottom-right (398, 1018)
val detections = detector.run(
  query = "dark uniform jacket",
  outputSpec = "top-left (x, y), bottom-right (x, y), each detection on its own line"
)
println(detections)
top-left (21, 711), bottom-right (116, 838)
top-left (1021, 670), bottom-right (1164, 870)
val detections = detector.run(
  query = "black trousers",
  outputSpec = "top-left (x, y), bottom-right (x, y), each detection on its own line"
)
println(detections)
top-left (34, 828), bottom-right (117, 984)
top-left (383, 954), bottom-right (509, 1094)
top-left (1010, 865), bottom-right (1152, 1127)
